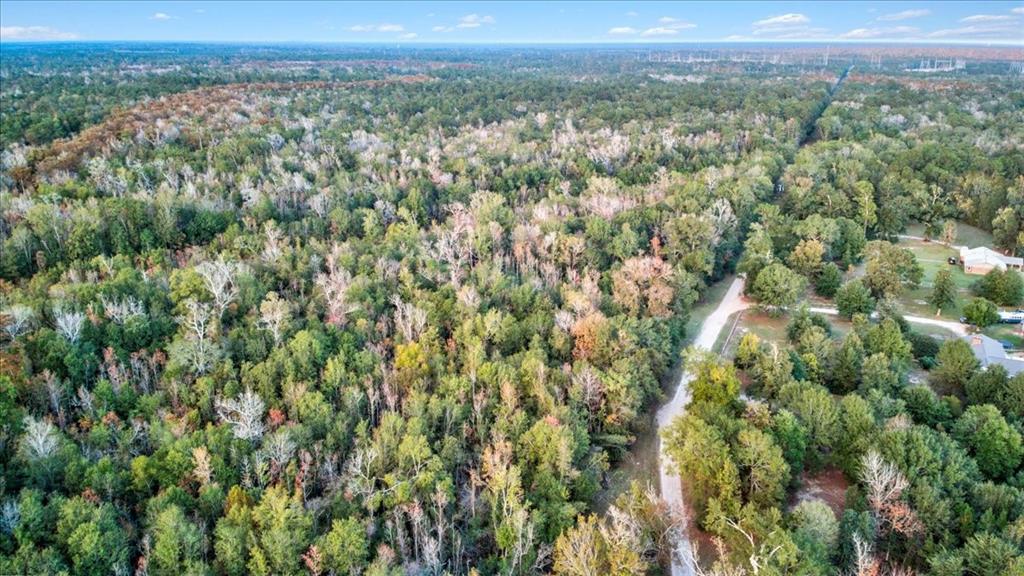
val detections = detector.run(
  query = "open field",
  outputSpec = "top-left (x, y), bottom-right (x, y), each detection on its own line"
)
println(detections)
top-left (904, 221), bottom-right (995, 248)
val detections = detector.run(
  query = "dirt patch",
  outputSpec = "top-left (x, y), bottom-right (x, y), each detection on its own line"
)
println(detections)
top-left (791, 466), bottom-right (850, 518)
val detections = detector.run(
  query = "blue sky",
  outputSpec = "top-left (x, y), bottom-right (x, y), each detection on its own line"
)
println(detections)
top-left (2, 1), bottom-right (1022, 44)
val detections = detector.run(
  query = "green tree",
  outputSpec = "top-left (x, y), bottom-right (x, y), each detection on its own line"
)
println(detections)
top-left (150, 505), bottom-right (208, 576)
top-left (931, 338), bottom-right (980, 397)
top-left (962, 297), bottom-right (999, 327)
top-left (827, 333), bottom-right (863, 394)
top-left (56, 497), bottom-right (130, 576)
top-left (663, 415), bottom-right (741, 522)
top-left (735, 427), bottom-right (790, 508)
top-left (778, 381), bottom-right (838, 467)
top-left (835, 395), bottom-right (875, 476)
top-left (963, 532), bottom-right (1022, 576)
top-left (248, 486), bottom-right (312, 576)
top-left (688, 351), bottom-right (741, 407)
top-left (863, 240), bottom-right (923, 298)
top-left (813, 262), bottom-right (843, 298)
top-left (788, 239), bottom-right (825, 277)
top-left (320, 518), bottom-right (368, 575)
top-left (929, 269), bottom-right (958, 312)
top-left (834, 280), bottom-right (875, 319)
top-left (974, 269), bottom-right (1024, 307)
top-left (738, 223), bottom-right (775, 290)
top-left (791, 500), bottom-right (838, 567)
top-left (953, 405), bottom-right (1023, 480)
top-left (750, 263), bottom-right (805, 316)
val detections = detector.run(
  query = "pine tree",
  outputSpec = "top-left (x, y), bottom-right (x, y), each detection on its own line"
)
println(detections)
top-left (929, 269), bottom-right (958, 313)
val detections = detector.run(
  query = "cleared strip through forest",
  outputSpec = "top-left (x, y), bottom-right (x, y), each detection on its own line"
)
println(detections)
top-left (658, 64), bottom-right (852, 576)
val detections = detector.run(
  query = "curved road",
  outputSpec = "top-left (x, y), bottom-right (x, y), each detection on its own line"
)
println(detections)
top-left (656, 280), bottom-right (966, 574)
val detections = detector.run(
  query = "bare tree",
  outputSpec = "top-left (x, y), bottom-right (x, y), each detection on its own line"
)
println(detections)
top-left (196, 257), bottom-right (243, 319)
top-left (20, 416), bottom-right (60, 461)
top-left (861, 450), bottom-right (907, 514)
top-left (849, 534), bottom-right (880, 576)
top-left (0, 500), bottom-right (19, 536)
top-left (99, 295), bottom-right (145, 324)
top-left (392, 295), bottom-right (428, 342)
top-left (261, 428), bottom-right (296, 475)
top-left (2, 305), bottom-right (34, 341)
top-left (42, 371), bottom-right (66, 428)
top-left (262, 222), bottom-right (285, 263)
top-left (216, 387), bottom-right (266, 442)
top-left (53, 305), bottom-right (86, 344)
top-left (175, 300), bottom-right (218, 375)
top-left (316, 244), bottom-right (359, 326)
top-left (258, 291), bottom-right (292, 345)
top-left (860, 450), bottom-right (921, 538)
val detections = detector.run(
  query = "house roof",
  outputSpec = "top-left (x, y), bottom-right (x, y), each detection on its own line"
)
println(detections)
top-left (959, 246), bottom-right (1023, 267)
top-left (963, 333), bottom-right (1024, 377)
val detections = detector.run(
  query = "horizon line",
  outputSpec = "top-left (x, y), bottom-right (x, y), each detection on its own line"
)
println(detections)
top-left (3, 39), bottom-right (1023, 48)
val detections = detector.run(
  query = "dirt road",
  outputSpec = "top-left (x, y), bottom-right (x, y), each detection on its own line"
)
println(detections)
top-left (657, 275), bottom-right (750, 575)
top-left (808, 306), bottom-right (969, 336)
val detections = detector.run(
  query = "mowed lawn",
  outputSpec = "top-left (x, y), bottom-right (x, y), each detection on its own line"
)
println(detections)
top-left (843, 237), bottom-right (987, 321)
top-left (897, 239), bottom-right (976, 320)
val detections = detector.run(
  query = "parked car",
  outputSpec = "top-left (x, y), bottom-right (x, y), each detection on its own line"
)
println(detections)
top-left (947, 257), bottom-right (958, 265)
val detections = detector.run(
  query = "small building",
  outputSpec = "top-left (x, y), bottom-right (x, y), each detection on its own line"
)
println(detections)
top-left (963, 334), bottom-right (1024, 377)
top-left (959, 246), bottom-right (1024, 275)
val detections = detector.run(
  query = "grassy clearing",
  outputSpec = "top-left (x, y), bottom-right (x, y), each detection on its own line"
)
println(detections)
top-left (883, 239), bottom-right (976, 320)
top-left (718, 310), bottom-right (790, 358)
top-left (905, 221), bottom-right (995, 248)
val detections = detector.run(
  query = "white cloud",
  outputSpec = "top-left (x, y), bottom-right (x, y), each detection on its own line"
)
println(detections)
top-left (1013, 7), bottom-right (1024, 15)
top-left (877, 9), bottom-right (930, 21)
top-left (641, 27), bottom-right (679, 36)
top-left (194, 8), bottom-right (205, 14)
top-left (748, 13), bottom-right (827, 40)
top-left (0, 25), bottom-right (79, 40)
top-left (432, 25), bottom-right (453, 32)
top-left (754, 13), bottom-right (809, 27)
top-left (839, 26), bottom-right (919, 39)
top-left (929, 22), bottom-right (1021, 39)
top-left (626, 11), bottom-right (639, 17)
top-left (752, 25), bottom-right (829, 39)
top-left (655, 17), bottom-right (696, 30)
top-left (349, 23), bottom-right (405, 32)
top-left (960, 14), bottom-right (1014, 23)
top-left (608, 27), bottom-right (638, 35)
top-left (398, 32), bottom-right (418, 39)
top-left (457, 14), bottom-right (495, 29)
top-left (150, 12), bottom-right (173, 21)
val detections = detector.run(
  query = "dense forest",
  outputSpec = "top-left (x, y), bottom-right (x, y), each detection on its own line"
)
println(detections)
top-left (1, 43), bottom-right (1022, 576)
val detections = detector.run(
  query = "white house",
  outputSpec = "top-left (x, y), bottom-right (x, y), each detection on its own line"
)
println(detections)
top-left (959, 246), bottom-right (1023, 275)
